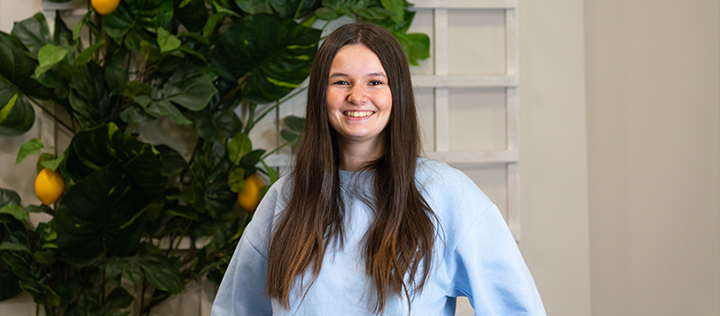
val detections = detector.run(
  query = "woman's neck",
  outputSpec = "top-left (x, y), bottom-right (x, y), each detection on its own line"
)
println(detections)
top-left (337, 137), bottom-right (385, 171)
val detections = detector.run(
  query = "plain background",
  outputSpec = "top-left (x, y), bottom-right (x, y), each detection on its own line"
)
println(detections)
top-left (1, 0), bottom-right (719, 315)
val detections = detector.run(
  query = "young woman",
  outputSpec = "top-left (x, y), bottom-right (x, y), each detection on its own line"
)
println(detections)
top-left (212, 23), bottom-right (545, 315)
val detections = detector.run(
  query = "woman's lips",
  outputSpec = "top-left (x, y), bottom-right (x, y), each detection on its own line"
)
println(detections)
top-left (343, 110), bottom-right (375, 117)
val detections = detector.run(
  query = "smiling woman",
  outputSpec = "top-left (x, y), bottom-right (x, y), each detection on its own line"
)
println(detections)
top-left (211, 23), bottom-right (546, 316)
top-left (326, 44), bottom-right (393, 171)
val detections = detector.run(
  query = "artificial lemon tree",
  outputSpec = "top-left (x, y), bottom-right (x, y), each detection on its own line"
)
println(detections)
top-left (0, 0), bottom-right (429, 315)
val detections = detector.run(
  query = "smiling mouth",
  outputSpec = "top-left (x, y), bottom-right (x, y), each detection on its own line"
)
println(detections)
top-left (344, 111), bottom-right (374, 117)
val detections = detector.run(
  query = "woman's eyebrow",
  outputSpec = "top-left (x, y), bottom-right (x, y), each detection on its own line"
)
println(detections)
top-left (328, 72), bottom-right (387, 78)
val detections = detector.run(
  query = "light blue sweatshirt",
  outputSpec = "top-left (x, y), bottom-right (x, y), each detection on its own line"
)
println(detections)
top-left (211, 158), bottom-right (545, 315)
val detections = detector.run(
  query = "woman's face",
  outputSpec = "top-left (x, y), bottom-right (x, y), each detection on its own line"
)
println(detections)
top-left (326, 44), bottom-right (392, 147)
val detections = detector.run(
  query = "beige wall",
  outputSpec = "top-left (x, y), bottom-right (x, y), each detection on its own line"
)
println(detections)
top-left (585, 0), bottom-right (720, 315)
top-left (519, 0), bottom-right (593, 315)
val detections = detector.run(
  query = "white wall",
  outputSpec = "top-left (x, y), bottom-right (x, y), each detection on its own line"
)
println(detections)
top-left (585, 0), bottom-right (720, 315)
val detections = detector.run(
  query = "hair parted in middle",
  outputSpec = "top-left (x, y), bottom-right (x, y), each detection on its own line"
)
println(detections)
top-left (266, 23), bottom-right (438, 314)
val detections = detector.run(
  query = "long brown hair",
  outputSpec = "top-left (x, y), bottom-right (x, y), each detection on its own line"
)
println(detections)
top-left (266, 23), bottom-right (437, 313)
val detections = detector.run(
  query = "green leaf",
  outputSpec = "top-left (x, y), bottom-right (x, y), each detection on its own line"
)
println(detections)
top-left (202, 12), bottom-right (230, 38)
top-left (0, 77), bottom-right (36, 136)
top-left (34, 44), bottom-right (69, 80)
top-left (228, 133), bottom-right (252, 165)
top-left (75, 41), bottom-right (104, 67)
top-left (0, 32), bottom-right (53, 100)
top-left (239, 149), bottom-right (265, 169)
top-left (53, 11), bottom-right (74, 47)
top-left (236, 0), bottom-right (273, 14)
top-left (0, 204), bottom-right (28, 222)
top-left (157, 27), bottom-right (181, 53)
top-left (36, 153), bottom-right (55, 173)
top-left (191, 141), bottom-right (235, 219)
top-left (124, 80), bottom-right (152, 97)
top-left (269, 0), bottom-right (320, 19)
top-left (104, 0), bottom-right (174, 45)
top-left (189, 80), bottom-right (243, 141)
top-left (120, 105), bottom-right (155, 123)
top-left (0, 188), bottom-right (21, 208)
top-left (18, 280), bottom-right (46, 305)
top-left (0, 241), bottom-right (31, 254)
top-left (106, 50), bottom-right (129, 95)
top-left (314, 7), bottom-right (338, 20)
top-left (69, 61), bottom-right (113, 128)
top-left (43, 284), bottom-right (61, 306)
top-left (155, 145), bottom-right (188, 176)
top-left (262, 160), bottom-right (278, 183)
top-left (33, 250), bottom-right (57, 265)
top-left (0, 255), bottom-right (21, 300)
top-left (381, 0), bottom-right (404, 24)
top-left (284, 115), bottom-right (305, 131)
top-left (138, 255), bottom-right (184, 295)
top-left (16, 138), bottom-right (43, 164)
top-left (175, 0), bottom-right (208, 32)
top-left (56, 165), bottom-right (149, 265)
top-left (11, 13), bottom-right (50, 55)
top-left (124, 259), bottom-right (142, 285)
top-left (39, 153), bottom-right (65, 172)
top-left (146, 100), bottom-right (192, 124)
top-left (165, 206), bottom-right (199, 221)
top-left (227, 168), bottom-right (245, 193)
top-left (68, 88), bottom-right (98, 129)
top-left (211, 14), bottom-right (321, 104)
top-left (159, 66), bottom-right (217, 111)
top-left (58, 123), bottom-right (164, 265)
top-left (101, 287), bottom-right (134, 312)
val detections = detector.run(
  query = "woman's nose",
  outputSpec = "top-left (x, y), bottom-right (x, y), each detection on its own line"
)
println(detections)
top-left (347, 86), bottom-right (367, 105)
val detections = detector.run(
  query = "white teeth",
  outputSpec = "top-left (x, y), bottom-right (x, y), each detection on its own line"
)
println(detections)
top-left (344, 111), bottom-right (373, 117)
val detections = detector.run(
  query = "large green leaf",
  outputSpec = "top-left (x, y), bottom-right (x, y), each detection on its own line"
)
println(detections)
top-left (174, 0), bottom-right (208, 32)
top-left (64, 123), bottom-right (164, 195)
top-left (52, 11), bottom-right (75, 48)
top-left (56, 164), bottom-right (151, 265)
top-left (11, 13), bottom-right (51, 55)
top-left (0, 31), bottom-right (53, 99)
top-left (157, 66), bottom-right (217, 111)
top-left (270, 0), bottom-right (320, 19)
top-left (191, 141), bottom-right (235, 219)
top-left (236, 0), bottom-right (272, 14)
top-left (0, 188), bottom-right (21, 208)
top-left (103, 0), bottom-right (174, 41)
top-left (68, 61), bottom-right (112, 129)
top-left (0, 200), bottom-right (29, 302)
top-left (0, 77), bottom-right (35, 136)
top-left (211, 14), bottom-right (321, 104)
top-left (189, 79), bottom-right (243, 141)
top-left (137, 255), bottom-right (184, 294)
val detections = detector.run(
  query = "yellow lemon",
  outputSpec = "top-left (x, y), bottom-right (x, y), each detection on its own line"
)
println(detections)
top-left (92, 0), bottom-right (121, 15)
top-left (35, 168), bottom-right (65, 205)
top-left (237, 174), bottom-right (263, 212)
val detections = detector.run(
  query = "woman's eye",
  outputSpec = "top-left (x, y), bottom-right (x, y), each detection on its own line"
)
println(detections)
top-left (369, 80), bottom-right (383, 86)
top-left (333, 80), bottom-right (349, 85)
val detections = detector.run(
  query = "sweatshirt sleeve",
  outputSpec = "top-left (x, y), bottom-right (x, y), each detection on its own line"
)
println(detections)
top-left (211, 177), bottom-right (289, 316)
top-left (210, 235), bottom-right (272, 316)
top-left (446, 204), bottom-right (546, 316)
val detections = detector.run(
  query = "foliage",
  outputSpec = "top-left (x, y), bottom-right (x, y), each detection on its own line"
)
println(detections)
top-left (0, 0), bottom-right (429, 315)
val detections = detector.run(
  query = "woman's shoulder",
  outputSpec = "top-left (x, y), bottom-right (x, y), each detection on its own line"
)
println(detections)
top-left (415, 157), bottom-right (481, 193)
top-left (415, 157), bottom-right (496, 231)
